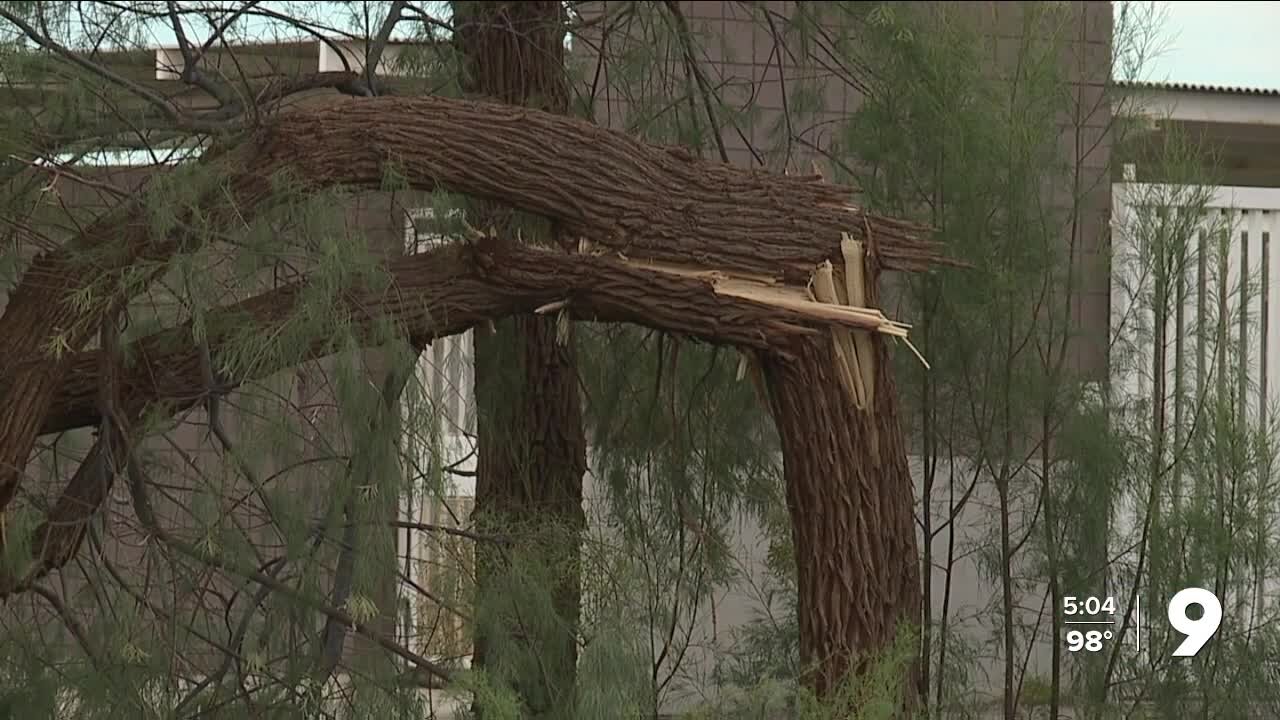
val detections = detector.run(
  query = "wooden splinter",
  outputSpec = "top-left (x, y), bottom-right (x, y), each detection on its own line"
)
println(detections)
top-left (811, 260), bottom-right (867, 410)
top-left (841, 233), bottom-right (878, 411)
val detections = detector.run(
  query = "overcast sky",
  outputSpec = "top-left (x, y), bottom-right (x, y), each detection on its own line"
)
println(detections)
top-left (1140, 1), bottom-right (1280, 89)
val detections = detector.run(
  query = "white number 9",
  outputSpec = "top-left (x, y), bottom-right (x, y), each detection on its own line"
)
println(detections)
top-left (1168, 587), bottom-right (1221, 657)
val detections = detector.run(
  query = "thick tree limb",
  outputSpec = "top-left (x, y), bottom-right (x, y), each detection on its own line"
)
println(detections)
top-left (0, 238), bottom-right (908, 598)
top-left (0, 92), bottom-right (940, 516)
top-left (0, 87), bottom-right (935, 698)
top-left (245, 95), bottom-right (942, 278)
top-left (0, 90), bottom-right (942, 518)
top-left (43, 242), bottom-right (892, 436)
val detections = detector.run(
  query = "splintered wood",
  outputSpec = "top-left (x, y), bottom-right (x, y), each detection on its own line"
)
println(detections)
top-left (812, 261), bottom-right (865, 408)
top-left (600, 230), bottom-right (926, 420)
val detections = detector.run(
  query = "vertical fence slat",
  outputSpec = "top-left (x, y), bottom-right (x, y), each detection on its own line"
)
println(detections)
top-left (1198, 218), bottom-right (1210, 402)
top-left (1173, 207), bottom-right (1189, 498)
top-left (1268, 212), bottom-right (1280, 424)
top-left (1262, 226), bottom-right (1272, 437)
top-left (1240, 223), bottom-right (1252, 426)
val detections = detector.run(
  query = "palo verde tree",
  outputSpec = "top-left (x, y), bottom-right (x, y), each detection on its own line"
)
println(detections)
top-left (0, 1), bottom-right (943, 718)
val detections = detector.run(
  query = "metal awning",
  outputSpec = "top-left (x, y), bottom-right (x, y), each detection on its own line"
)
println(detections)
top-left (1115, 80), bottom-right (1280, 187)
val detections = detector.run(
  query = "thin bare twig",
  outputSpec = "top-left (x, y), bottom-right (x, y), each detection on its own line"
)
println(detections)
top-left (660, 0), bottom-right (730, 164)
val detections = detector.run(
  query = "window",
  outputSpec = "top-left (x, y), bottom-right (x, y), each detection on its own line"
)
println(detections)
top-left (398, 205), bottom-right (478, 664)
top-left (401, 205), bottom-right (476, 488)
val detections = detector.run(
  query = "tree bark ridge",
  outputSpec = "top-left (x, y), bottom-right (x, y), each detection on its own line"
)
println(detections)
top-left (762, 245), bottom-right (923, 703)
top-left (763, 338), bottom-right (921, 699)
top-left (43, 244), bottom-right (886, 436)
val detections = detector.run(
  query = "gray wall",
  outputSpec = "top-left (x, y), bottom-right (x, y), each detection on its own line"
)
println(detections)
top-left (570, 1), bottom-right (1115, 714)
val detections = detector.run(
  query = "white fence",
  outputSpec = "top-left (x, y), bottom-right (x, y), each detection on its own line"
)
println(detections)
top-left (1110, 183), bottom-right (1280, 637)
top-left (1111, 183), bottom-right (1280, 434)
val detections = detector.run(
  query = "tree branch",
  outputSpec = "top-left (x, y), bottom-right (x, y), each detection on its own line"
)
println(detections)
top-left (361, 0), bottom-right (408, 96)
top-left (0, 91), bottom-right (940, 533)
top-left (0, 228), bottom-right (921, 597)
top-left (164, 0), bottom-right (235, 106)
top-left (125, 458), bottom-right (455, 685)
top-left (41, 240), bottom-right (905, 437)
top-left (661, 0), bottom-right (730, 164)
top-left (317, 337), bottom-right (423, 681)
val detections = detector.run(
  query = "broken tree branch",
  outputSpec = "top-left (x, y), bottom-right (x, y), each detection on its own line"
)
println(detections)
top-left (41, 241), bottom-right (916, 437)
top-left (0, 92), bottom-right (942, 516)
top-left (1, 235), bottom-right (920, 597)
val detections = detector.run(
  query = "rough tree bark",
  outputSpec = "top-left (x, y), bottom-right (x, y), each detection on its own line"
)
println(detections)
top-left (2, 90), bottom-right (939, 707)
top-left (761, 247), bottom-right (923, 700)
top-left (0, 94), bottom-right (936, 517)
top-left (452, 3), bottom-right (586, 716)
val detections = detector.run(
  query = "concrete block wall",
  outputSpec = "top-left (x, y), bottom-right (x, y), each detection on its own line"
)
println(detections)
top-left (565, 1), bottom-right (1116, 713)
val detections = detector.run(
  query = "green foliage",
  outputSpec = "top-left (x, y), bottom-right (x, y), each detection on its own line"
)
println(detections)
top-left (822, 3), bottom-right (1280, 718)
top-left (453, 667), bottom-right (523, 720)
top-left (570, 614), bottom-right (651, 719)
top-left (833, 5), bottom-right (1083, 710)
top-left (6, 2), bottom-right (1268, 720)
top-left (575, 325), bottom-right (784, 708)
top-left (685, 622), bottom-right (919, 720)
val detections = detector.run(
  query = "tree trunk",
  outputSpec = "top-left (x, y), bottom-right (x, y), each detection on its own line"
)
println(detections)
top-left (453, 3), bottom-right (586, 716)
top-left (763, 338), bottom-right (921, 702)
top-left (761, 248), bottom-right (922, 705)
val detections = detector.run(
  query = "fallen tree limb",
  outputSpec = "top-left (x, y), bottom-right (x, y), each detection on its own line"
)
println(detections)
top-left (0, 92), bottom-right (943, 514)
top-left (0, 90), bottom-right (938, 703)
top-left (253, 95), bottom-right (943, 278)
top-left (42, 241), bottom-right (914, 436)
top-left (3, 238), bottom-right (918, 601)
